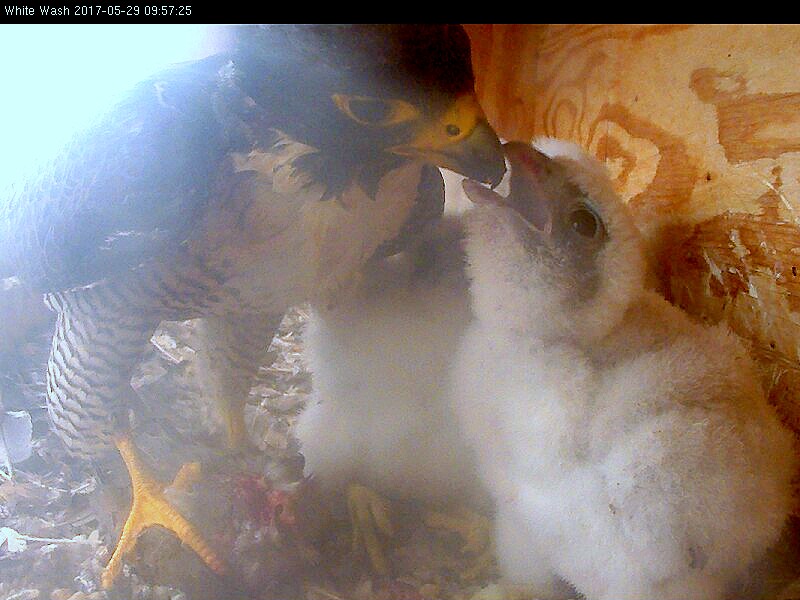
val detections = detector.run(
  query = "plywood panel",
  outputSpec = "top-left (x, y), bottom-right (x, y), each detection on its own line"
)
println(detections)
top-left (465, 24), bottom-right (800, 431)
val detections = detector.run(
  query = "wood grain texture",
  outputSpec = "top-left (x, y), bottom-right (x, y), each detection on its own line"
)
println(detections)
top-left (465, 24), bottom-right (800, 431)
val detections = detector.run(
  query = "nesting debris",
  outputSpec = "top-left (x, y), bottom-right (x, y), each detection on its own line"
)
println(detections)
top-left (0, 306), bottom-right (502, 600)
top-left (0, 410), bottom-right (33, 478)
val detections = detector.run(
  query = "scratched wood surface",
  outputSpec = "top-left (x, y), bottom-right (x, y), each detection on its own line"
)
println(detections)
top-left (464, 24), bottom-right (800, 432)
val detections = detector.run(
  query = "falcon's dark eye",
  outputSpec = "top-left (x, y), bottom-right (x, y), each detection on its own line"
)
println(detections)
top-left (349, 98), bottom-right (392, 124)
top-left (568, 205), bottom-right (603, 239)
top-left (446, 124), bottom-right (461, 137)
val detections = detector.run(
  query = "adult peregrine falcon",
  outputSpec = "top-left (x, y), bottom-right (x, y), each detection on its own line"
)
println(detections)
top-left (0, 24), bottom-right (505, 587)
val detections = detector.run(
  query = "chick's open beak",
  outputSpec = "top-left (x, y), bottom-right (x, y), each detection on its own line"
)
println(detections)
top-left (463, 141), bottom-right (555, 233)
top-left (388, 95), bottom-right (506, 187)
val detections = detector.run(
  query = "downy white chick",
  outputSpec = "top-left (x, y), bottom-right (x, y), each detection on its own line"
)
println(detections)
top-left (453, 138), bottom-right (798, 600)
top-left (296, 215), bottom-right (490, 570)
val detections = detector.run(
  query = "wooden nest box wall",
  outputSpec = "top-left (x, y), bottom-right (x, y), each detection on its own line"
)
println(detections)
top-left (464, 24), bottom-right (800, 433)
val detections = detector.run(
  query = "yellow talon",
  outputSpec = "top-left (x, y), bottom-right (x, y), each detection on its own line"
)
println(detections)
top-left (424, 505), bottom-right (494, 581)
top-left (101, 437), bottom-right (226, 589)
top-left (347, 483), bottom-right (394, 575)
top-left (171, 461), bottom-right (203, 490)
top-left (224, 399), bottom-right (248, 449)
top-left (424, 505), bottom-right (492, 554)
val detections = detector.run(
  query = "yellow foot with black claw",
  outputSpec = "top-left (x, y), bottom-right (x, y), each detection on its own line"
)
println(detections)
top-left (224, 399), bottom-right (248, 450)
top-left (424, 505), bottom-right (494, 581)
top-left (347, 483), bottom-right (394, 575)
top-left (101, 437), bottom-right (226, 589)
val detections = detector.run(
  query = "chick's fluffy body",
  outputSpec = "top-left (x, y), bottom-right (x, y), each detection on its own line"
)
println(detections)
top-left (452, 139), bottom-right (797, 600)
top-left (298, 216), bottom-right (485, 506)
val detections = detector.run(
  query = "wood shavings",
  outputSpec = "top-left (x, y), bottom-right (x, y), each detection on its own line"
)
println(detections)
top-left (150, 331), bottom-right (196, 365)
top-left (1, 303), bottom-right (500, 599)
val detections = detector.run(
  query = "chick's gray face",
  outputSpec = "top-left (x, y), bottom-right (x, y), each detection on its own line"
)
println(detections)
top-left (463, 142), bottom-right (608, 305)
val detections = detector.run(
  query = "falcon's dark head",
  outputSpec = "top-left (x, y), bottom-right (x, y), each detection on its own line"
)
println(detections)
top-left (229, 24), bottom-right (505, 198)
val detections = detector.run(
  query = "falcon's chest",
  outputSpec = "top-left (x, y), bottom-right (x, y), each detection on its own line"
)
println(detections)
top-left (193, 145), bottom-right (424, 312)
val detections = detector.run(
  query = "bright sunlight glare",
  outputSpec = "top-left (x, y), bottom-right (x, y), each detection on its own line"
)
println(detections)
top-left (0, 25), bottom-right (217, 190)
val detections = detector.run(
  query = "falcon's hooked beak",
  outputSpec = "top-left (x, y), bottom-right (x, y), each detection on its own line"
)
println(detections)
top-left (388, 94), bottom-right (506, 188)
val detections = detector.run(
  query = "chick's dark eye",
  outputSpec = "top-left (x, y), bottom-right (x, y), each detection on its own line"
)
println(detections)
top-left (446, 124), bottom-right (461, 137)
top-left (568, 206), bottom-right (601, 238)
top-left (349, 98), bottom-right (392, 124)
